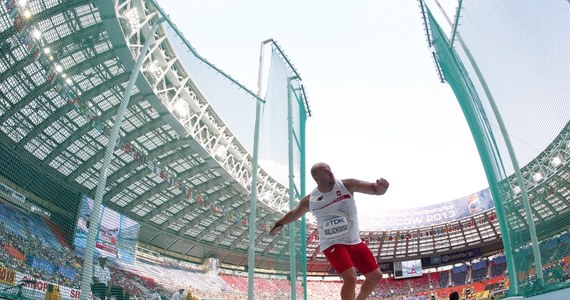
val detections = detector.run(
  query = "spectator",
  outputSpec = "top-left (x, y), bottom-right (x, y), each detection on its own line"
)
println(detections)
top-left (149, 290), bottom-right (161, 300)
top-left (92, 256), bottom-right (112, 299)
top-left (449, 291), bottom-right (459, 300)
top-left (45, 284), bottom-right (61, 300)
top-left (171, 289), bottom-right (184, 300)
top-left (184, 291), bottom-right (195, 300)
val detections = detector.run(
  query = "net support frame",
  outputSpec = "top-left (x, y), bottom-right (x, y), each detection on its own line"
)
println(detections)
top-left (79, 17), bottom-right (166, 300)
top-left (247, 38), bottom-right (273, 300)
top-left (428, 0), bottom-right (550, 293)
top-left (288, 75), bottom-right (299, 300)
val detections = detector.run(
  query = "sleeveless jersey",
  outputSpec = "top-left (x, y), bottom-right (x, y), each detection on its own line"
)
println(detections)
top-left (309, 179), bottom-right (361, 251)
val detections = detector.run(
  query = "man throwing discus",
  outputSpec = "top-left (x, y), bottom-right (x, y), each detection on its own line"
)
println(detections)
top-left (270, 162), bottom-right (389, 300)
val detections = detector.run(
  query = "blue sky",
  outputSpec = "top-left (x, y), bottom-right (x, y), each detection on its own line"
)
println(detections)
top-left (156, 0), bottom-right (489, 223)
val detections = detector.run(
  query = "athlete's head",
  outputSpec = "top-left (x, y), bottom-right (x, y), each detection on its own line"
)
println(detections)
top-left (311, 163), bottom-right (335, 187)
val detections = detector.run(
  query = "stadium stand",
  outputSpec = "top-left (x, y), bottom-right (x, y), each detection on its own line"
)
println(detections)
top-left (0, 192), bottom-right (569, 299)
top-left (0, 0), bottom-right (568, 299)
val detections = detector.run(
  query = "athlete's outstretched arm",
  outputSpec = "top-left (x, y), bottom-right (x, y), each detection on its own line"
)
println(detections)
top-left (269, 195), bottom-right (310, 235)
top-left (343, 178), bottom-right (389, 196)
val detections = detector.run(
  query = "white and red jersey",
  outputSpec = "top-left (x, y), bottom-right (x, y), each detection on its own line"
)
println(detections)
top-left (309, 179), bottom-right (361, 251)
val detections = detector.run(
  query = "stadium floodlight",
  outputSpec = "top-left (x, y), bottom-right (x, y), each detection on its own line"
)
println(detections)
top-left (17, 0), bottom-right (27, 7)
top-left (54, 64), bottom-right (63, 72)
top-left (173, 98), bottom-right (189, 117)
top-left (513, 185), bottom-right (521, 195)
top-left (215, 145), bottom-right (228, 160)
top-left (31, 29), bottom-right (41, 39)
top-left (43, 47), bottom-right (50, 54)
top-left (261, 192), bottom-right (272, 202)
top-left (147, 60), bottom-right (162, 78)
top-left (124, 8), bottom-right (140, 32)
top-left (532, 172), bottom-right (543, 182)
top-left (551, 156), bottom-right (563, 168)
top-left (65, 78), bottom-right (72, 85)
top-left (22, 9), bottom-right (31, 19)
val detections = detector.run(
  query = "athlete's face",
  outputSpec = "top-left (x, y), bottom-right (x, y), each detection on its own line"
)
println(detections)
top-left (313, 165), bottom-right (334, 186)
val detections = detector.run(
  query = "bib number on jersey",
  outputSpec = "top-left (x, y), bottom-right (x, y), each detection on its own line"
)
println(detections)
top-left (323, 216), bottom-right (349, 238)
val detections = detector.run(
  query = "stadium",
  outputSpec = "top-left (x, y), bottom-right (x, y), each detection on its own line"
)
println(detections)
top-left (0, 0), bottom-right (568, 300)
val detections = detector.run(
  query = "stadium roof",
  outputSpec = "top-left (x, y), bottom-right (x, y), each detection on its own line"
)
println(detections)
top-left (0, 0), bottom-right (300, 270)
top-left (0, 0), bottom-right (568, 274)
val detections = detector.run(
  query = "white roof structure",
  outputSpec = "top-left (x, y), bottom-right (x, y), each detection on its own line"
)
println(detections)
top-left (0, 0), bottom-right (567, 274)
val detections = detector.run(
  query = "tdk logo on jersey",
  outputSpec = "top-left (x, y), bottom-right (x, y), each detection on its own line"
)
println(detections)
top-left (317, 196), bottom-right (324, 201)
top-left (325, 218), bottom-right (346, 227)
top-left (323, 216), bottom-right (349, 238)
top-left (336, 190), bottom-right (341, 196)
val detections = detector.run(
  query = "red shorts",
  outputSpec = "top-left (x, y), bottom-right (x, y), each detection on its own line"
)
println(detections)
top-left (322, 242), bottom-right (379, 274)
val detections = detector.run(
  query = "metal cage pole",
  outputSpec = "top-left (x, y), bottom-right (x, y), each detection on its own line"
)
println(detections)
top-left (247, 38), bottom-right (273, 300)
top-left (79, 17), bottom-right (165, 300)
top-left (299, 96), bottom-right (308, 300)
top-left (288, 76), bottom-right (299, 300)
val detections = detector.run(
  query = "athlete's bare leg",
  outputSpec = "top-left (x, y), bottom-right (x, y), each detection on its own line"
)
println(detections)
top-left (356, 268), bottom-right (382, 300)
top-left (339, 267), bottom-right (358, 300)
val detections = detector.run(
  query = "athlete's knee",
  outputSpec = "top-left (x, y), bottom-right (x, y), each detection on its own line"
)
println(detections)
top-left (341, 268), bottom-right (358, 286)
top-left (365, 268), bottom-right (382, 284)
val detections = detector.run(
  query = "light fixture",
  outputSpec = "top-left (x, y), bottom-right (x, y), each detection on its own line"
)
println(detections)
top-left (551, 156), bottom-right (563, 168)
top-left (55, 64), bottom-right (63, 72)
top-left (173, 98), bottom-right (189, 117)
top-left (124, 8), bottom-right (140, 31)
top-left (43, 47), bottom-right (51, 54)
top-left (215, 145), bottom-right (227, 160)
top-left (65, 78), bottom-right (72, 84)
top-left (31, 29), bottom-right (41, 39)
top-left (532, 172), bottom-right (543, 182)
top-left (17, 0), bottom-right (27, 7)
top-left (261, 192), bottom-right (272, 202)
top-left (513, 186), bottom-right (521, 195)
top-left (22, 10), bottom-right (31, 19)
top-left (148, 61), bottom-right (162, 77)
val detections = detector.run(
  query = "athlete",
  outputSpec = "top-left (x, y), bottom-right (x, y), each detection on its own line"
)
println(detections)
top-left (270, 162), bottom-right (389, 300)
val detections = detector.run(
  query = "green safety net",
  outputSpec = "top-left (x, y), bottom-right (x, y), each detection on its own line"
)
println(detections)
top-left (424, 0), bottom-right (570, 297)
top-left (0, 0), bottom-right (310, 300)
top-left (260, 43), bottom-right (311, 299)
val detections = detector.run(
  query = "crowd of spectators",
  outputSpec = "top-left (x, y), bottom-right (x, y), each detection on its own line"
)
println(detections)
top-left (0, 220), bottom-right (83, 289)
top-left (452, 265), bottom-right (468, 286)
top-left (440, 269), bottom-right (450, 288)
top-left (0, 201), bottom-right (517, 300)
top-left (2, 197), bottom-right (570, 300)
top-left (0, 201), bottom-right (161, 299)
top-left (471, 261), bottom-right (488, 282)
